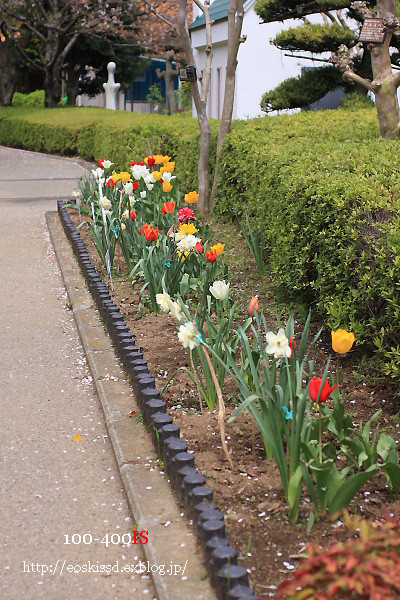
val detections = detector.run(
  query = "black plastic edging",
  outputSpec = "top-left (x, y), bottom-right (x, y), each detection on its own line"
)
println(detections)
top-left (57, 200), bottom-right (257, 600)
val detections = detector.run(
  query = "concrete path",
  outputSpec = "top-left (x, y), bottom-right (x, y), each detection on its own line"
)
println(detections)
top-left (0, 147), bottom-right (157, 599)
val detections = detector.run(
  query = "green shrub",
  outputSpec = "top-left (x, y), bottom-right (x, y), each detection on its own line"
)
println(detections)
top-left (339, 91), bottom-right (376, 110)
top-left (12, 90), bottom-right (45, 107)
top-left (215, 108), bottom-right (400, 382)
top-left (260, 66), bottom-right (343, 112)
top-left (0, 107), bottom-right (219, 191)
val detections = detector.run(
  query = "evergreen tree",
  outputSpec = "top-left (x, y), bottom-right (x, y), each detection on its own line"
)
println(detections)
top-left (255, 0), bottom-right (398, 111)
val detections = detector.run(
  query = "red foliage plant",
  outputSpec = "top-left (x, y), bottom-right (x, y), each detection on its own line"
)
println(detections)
top-left (278, 509), bottom-right (400, 600)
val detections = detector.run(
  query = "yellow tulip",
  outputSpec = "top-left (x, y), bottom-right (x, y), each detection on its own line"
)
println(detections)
top-left (119, 171), bottom-right (131, 183)
top-left (332, 329), bottom-right (355, 354)
top-left (178, 223), bottom-right (199, 236)
top-left (162, 181), bottom-right (172, 193)
top-left (210, 243), bottom-right (225, 257)
top-left (153, 171), bottom-right (163, 181)
top-left (160, 161), bottom-right (175, 174)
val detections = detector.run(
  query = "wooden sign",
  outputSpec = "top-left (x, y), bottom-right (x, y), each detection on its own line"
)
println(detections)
top-left (359, 18), bottom-right (386, 44)
top-left (179, 66), bottom-right (197, 82)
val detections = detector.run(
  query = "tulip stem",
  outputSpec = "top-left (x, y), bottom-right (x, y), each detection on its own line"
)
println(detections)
top-left (190, 348), bottom-right (203, 412)
top-left (319, 407), bottom-right (323, 463)
top-left (336, 354), bottom-right (340, 388)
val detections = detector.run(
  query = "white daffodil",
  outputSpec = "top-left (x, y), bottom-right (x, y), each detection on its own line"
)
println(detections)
top-left (121, 223), bottom-right (126, 230)
top-left (124, 182), bottom-right (134, 195)
top-left (122, 209), bottom-right (130, 220)
top-left (210, 280), bottom-right (230, 300)
top-left (156, 292), bottom-right (173, 313)
top-left (169, 301), bottom-right (185, 322)
top-left (178, 321), bottom-right (200, 350)
top-left (161, 172), bottom-right (176, 183)
top-left (129, 196), bottom-right (136, 207)
top-left (131, 164), bottom-right (149, 181)
top-left (91, 167), bottom-right (104, 179)
top-left (176, 235), bottom-right (201, 253)
top-left (99, 197), bottom-right (112, 210)
top-left (140, 191), bottom-right (147, 199)
top-left (102, 160), bottom-right (113, 169)
top-left (266, 328), bottom-right (291, 359)
top-left (72, 190), bottom-right (81, 198)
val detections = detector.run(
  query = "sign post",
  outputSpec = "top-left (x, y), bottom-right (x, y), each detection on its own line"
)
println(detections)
top-left (359, 18), bottom-right (386, 44)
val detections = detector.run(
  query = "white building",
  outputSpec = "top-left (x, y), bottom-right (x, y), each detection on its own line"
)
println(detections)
top-left (189, 0), bottom-right (343, 119)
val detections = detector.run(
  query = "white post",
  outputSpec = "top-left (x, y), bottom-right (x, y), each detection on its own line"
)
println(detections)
top-left (103, 62), bottom-right (120, 110)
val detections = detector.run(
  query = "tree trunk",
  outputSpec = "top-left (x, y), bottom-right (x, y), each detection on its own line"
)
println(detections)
top-left (210, 0), bottom-right (244, 211)
top-left (177, 0), bottom-right (213, 215)
top-left (0, 74), bottom-right (17, 106)
top-left (66, 64), bottom-right (81, 106)
top-left (0, 43), bottom-right (18, 106)
top-left (197, 109), bottom-right (212, 216)
top-left (44, 68), bottom-right (62, 108)
top-left (369, 34), bottom-right (400, 139)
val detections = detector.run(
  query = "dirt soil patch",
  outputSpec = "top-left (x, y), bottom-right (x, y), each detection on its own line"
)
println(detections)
top-left (68, 208), bottom-right (400, 598)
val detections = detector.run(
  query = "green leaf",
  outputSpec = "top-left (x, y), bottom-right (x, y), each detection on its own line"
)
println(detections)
top-left (288, 466), bottom-right (303, 523)
top-left (383, 462), bottom-right (400, 493)
top-left (377, 433), bottom-right (398, 462)
top-left (329, 466), bottom-right (378, 516)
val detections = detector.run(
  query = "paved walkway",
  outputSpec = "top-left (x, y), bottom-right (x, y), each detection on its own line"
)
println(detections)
top-left (0, 147), bottom-right (156, 599)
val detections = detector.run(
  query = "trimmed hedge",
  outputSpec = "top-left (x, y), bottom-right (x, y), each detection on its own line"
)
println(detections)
top-left (0, 104), bottom-right (399, 381)
top-left (0, 106), bottom-right (218, 192)
top-left (214, 107), bottom-right (400, 381)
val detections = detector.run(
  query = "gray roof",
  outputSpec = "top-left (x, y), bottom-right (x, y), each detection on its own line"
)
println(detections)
top-left (189, 0), bottom-right (230, 30)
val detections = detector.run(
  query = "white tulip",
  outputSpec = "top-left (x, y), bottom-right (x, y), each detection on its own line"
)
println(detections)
top-left (124, 182), bottom-right (133, 195)
top-left (209, 280), bottom-right (230, 300)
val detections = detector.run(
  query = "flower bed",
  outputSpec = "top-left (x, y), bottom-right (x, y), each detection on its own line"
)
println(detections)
top-left (62, 155), bottom-right (400, 599)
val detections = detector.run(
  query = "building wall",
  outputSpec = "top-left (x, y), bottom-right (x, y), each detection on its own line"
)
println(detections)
top-left (190, 3), bottom-right (338, 119)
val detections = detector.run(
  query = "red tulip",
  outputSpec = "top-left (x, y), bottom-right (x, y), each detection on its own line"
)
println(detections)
top-left (144, 226), bottom-right (159, 242)
top-left (132, 181), bottom-right (140, 191)
top-left (107, 178), bottom-right (116, 188)
top-left (161, 202), bottom-right (176, 215)
top-left (146, 156), bottom-right (156, 166)
top-left (130, 210), bottom-right (136, 221)
top-left (195, 241), bottom-right (204, 253)
top-left (98, 159), bottom-right (105, 167)
top-left (249, 296), bottom-right (258, 316)
top-left (130, 161), bottom-right (145, 167)
top-left (309, 378), bottom-right (339, 403)
top-left (289, 338), bottom-right (297, 358)
top-left (206, 250), bottom-right (218, 263)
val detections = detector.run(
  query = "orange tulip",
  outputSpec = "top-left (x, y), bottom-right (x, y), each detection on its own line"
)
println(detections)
top-left (144, 226), bottom-right (159, 242)
top-left (249, 296), bottom-right (258, 316)
top-left (161, 202), bottom-right (176, 215)
top-left (185, 191), bottom-right (199, 204)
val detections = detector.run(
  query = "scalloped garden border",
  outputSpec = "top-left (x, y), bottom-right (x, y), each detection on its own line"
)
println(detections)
top-left (57, 200), bottom-right (258, 600)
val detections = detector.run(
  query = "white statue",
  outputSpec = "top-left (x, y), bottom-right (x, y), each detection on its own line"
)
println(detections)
top-left (103, 62), bottom-right (120, 110)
